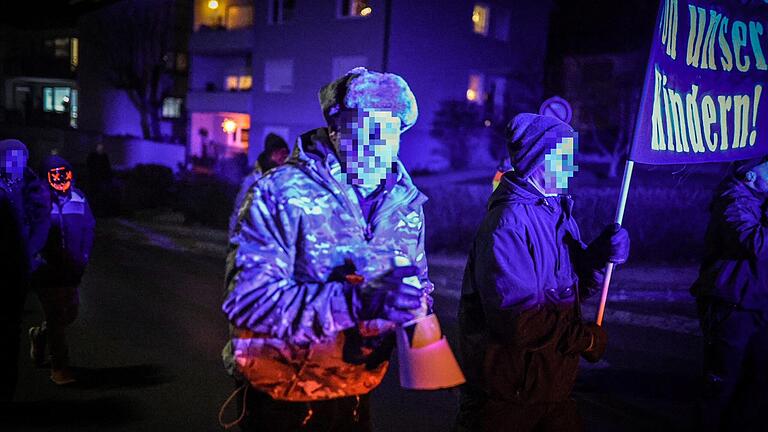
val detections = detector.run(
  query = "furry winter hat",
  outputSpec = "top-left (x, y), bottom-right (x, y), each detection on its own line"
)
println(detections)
top-left (319, 67), bottom-right (418, 132)
top-left (505, 113), bottom-right (576, 180)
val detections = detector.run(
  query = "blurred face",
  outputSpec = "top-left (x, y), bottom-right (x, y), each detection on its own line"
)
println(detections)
top-left (269, 147), bottom-right (289, 166)
top-left (747, 161), bottom-right (768, 194)
top-left (529, 133), bottom-right (579, 196)
top-left (2, 149), bottom-right (27, 182)
top-left (47, 166), bottom-right (73, 193)
top-left (336, 108), bottom-right (401, 188)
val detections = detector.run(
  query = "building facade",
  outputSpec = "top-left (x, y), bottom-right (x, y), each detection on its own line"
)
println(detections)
top-left (188, 0), bottom-right (553, 170)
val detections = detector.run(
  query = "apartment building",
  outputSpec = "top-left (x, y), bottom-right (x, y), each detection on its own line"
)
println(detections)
top-left (188, 0), bottom-right (553, 169)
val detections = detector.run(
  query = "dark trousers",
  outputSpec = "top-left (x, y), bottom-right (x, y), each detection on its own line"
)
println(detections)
top-left (236, 385), bottom-right (372, 432)
top-left (35, 285), bottom-right (79, 370)
top-left (698, 300), bottom-right (768, 432)
top-left (455, 388), bottom-right (582, 432)
top-left (0, 282), bottom-right (27, 401)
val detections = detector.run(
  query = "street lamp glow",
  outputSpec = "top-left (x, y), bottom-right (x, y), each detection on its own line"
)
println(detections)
top-left (221, 118), bottom-right (237, 134)
top-left (466, 89), bottom-right (477, 101)
top-left (360, 6), bottom-right (372, 16)
top-left (207, 0), bottom-right (219, 10)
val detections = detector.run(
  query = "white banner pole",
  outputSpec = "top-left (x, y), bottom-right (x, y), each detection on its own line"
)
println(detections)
top-left (595, 159), bottom-right (635, 326)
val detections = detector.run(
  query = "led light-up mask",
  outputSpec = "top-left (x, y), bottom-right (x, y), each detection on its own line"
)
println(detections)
top-left (530, 132), bottom-right (579, 196)
top-left (2, 148), bottom-right (28, 183)
top-left (47, 166), bottom-right (73, 193)
top-left (337, 108), bottom-right (401, 189)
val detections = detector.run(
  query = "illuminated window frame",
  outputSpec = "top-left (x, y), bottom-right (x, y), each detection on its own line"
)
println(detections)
top-left (472, 4), bottom-right (490, 36)
top-left (337, 0), bottom-right (373, 19)
top-left (162, 97), bottom-right (183, 119)
top-left (225, 75), bottom-right (253, 91)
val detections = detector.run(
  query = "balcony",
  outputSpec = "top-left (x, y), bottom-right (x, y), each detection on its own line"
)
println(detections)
top-left (186, 90), bottom-right (252, 113)
top-left (189, 27), bottom-right (254, 55)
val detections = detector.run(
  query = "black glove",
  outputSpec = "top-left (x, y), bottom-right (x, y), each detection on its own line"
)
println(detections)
top-left (581, 323), bottom-right (608, 363)
top-left (353, 265), bottom-right (424, 324)
top-left (590, 223), bottom-right (630, 264)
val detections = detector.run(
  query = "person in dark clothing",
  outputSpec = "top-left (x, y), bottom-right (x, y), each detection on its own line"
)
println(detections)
top-left (86, 143), bottom-right (113, 216)
top-left (456, 114), bottom-right (630, 432)
top-left (256, 133), bottom-right (290, 174)
top-left (29, 155), bottom-right (95, 385)
top-left (691, 155), bottom-right (768, 432)
top-left (0, 139), bottom-right (50, 402)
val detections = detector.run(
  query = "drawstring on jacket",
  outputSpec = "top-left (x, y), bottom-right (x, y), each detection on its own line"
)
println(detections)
top-left (218, 383), bottom-right (248, 429)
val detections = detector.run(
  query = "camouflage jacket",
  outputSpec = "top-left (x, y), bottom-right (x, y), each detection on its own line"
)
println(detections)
top-left (223, 127), bottom-right (433, 401)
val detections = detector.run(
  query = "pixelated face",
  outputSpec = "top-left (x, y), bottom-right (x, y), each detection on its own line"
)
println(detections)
top-left (47, 166), bottom-right (73, 193)
top-left (2, 149), bottom-right (27, 182)
top-left (542, 132), bottom-right (578, 195)
top-left (337, 108), bottom-right (401, 188)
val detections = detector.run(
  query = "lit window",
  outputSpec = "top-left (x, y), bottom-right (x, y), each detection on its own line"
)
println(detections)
top-left (264, 59), bottom-right (294, 93)
top-left (69, 89), bottom-right (78, 128)
top-left (162, 97), bottom-right (183, 118)
top-left (268, 0), bottom-right (296, 24)
top-left (226, 5), bottom-right (254, 29)
top-left (225, 75), bottom-right (253, 91)
top-left (331, 55), bottom-right (367, 80)
top-left (225, 75), bottom-right (239, 91)
top-left (238, 75), bottom-right (253, 90)
top-left (472, 4), bottom-right (490, 36)
top-left (54, 38), bottom-right (70, 58)
top-left (339, 0), bottom-right (372, 18)
top-left (43, 87), bottom-right (73, 112)
top-left (466, 74), bottom-right (484, 104)
top-left (70, 37), bottom-right (79, 69)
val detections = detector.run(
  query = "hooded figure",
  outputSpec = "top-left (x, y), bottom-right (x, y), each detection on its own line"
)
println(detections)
top-left (690, 155), bottom-right (768, 431)
top-left (29, 155), bottom-right (94, 385)
top-left (222, 68), bottom-right (430, 431)
top-left (456, 114), bottom-right (630, 432)
top-left (0, 139), bottom-right (50, 400)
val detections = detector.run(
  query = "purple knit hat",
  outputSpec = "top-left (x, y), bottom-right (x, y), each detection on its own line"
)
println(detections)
top-left (505, 113), bottom-right (576, 180)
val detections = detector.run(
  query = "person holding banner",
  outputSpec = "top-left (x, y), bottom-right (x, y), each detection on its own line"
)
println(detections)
top-left (456, 114), bottom-right (630, 432)
top-left (691, 155), bottom-right (768, 431)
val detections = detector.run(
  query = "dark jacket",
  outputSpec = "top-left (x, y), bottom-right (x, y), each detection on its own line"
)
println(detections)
top-left (458, 174), bottom-right (604, 413)
top-left (691, 175), bottom-right (768, 310)
top-left (38, 156), bottom-right (95, 287)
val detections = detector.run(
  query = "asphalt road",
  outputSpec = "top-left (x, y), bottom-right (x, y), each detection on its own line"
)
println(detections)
top-left (4, 219), bottom-right (704, 431)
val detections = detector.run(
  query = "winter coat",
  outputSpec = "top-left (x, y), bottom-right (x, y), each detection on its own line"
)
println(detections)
top-left (38, 188), bottom-right (95, 287)
top-left (691, 175), bottom-right (768, 310)
top-left (458, 173), bottom-right (605, 414)
top-left (223, 127), bottom-right (432, 401)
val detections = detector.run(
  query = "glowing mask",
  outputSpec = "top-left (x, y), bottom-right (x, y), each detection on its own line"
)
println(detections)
top-left (337, 109), bottom-right (401, 189)
top-left (2, 149), bottom-right (27, 182)
top-left (47, 166), bottom-right (73, 193)
top-left (539, 133), bottom-right (579, 195)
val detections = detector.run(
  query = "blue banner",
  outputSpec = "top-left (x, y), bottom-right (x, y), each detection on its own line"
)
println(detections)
top-left (631, 0), bottom-right (768, 164)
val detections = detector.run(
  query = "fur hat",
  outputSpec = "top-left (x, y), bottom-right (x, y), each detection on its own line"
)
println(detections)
top-left (319, 67), bottom-right (418, 132)
top-left (505, 113), bottom-right (576, 180)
